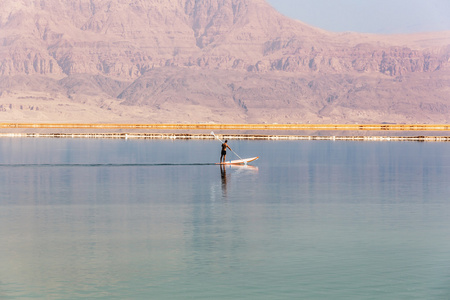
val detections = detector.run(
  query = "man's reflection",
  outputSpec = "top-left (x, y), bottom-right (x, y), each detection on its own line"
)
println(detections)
top-left (220, 164), bottom-right (228, 197)
top-left (219, 165), bottom-right (258, 198)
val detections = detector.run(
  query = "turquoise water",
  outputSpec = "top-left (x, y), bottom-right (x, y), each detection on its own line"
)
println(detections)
top-left (1, 138), bottom-right (450, 299)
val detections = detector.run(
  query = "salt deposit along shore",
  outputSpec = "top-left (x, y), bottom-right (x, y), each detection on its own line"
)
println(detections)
top-left (1, 123), bottom-right (450, 131)
top-left (0, 123), bottom-right (449, 141)
top-left (0, 132), bottom-right (449, 141)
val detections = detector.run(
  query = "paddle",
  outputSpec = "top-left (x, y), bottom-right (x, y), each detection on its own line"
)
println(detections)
top-left (211, 131), bottom-right (246, 164)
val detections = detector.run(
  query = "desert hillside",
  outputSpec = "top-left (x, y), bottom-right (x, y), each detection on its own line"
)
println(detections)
top-left (1, 0), bottom-right (449, 123)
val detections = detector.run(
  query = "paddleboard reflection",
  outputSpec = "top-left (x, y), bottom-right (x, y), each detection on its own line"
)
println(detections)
top-left (220, 164), bottom-right (259, 198)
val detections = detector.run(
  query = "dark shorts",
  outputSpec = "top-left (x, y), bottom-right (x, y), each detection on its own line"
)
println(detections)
top-left (221, 150), bottom-right (226, 156)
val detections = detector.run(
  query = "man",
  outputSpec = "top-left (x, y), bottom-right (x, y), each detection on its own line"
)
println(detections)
top-left (220, 140), bottom-right (232, 163)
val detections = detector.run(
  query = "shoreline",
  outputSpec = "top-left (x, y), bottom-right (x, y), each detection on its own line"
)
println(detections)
top-left (1, 123), bottom-right (449, 141)
top-left (1, 123), bottom-right (450, 131)
top-left (1, 132), bottom-right (449, 142)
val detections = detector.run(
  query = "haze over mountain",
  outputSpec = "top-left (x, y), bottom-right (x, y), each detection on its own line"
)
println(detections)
top-left (268, 0), bottom-right (450, 34)
top-left (1, 0), bottom-right (449, 124)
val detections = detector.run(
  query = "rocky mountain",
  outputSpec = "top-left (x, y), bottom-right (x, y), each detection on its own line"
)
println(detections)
top-left (1, 0), bottom-right (450, 124)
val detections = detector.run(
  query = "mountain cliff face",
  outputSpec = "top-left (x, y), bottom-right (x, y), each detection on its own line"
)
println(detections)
top-left (1, 0), bottom-right (449, 123)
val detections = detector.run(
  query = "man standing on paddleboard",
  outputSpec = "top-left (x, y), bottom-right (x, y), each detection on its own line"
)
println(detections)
top-left (220, 140), bottom-right (232, 163)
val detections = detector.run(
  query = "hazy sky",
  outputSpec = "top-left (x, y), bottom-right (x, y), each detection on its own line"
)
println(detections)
top-left (266, 0), bottom-right (450, 34)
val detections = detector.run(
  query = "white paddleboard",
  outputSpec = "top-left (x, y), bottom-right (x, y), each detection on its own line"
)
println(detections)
top-left (216, 156), bottom-right (259, 165)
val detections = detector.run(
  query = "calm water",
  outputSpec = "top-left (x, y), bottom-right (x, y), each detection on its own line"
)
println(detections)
top-left (1, 138), bottom-right (450, 299)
